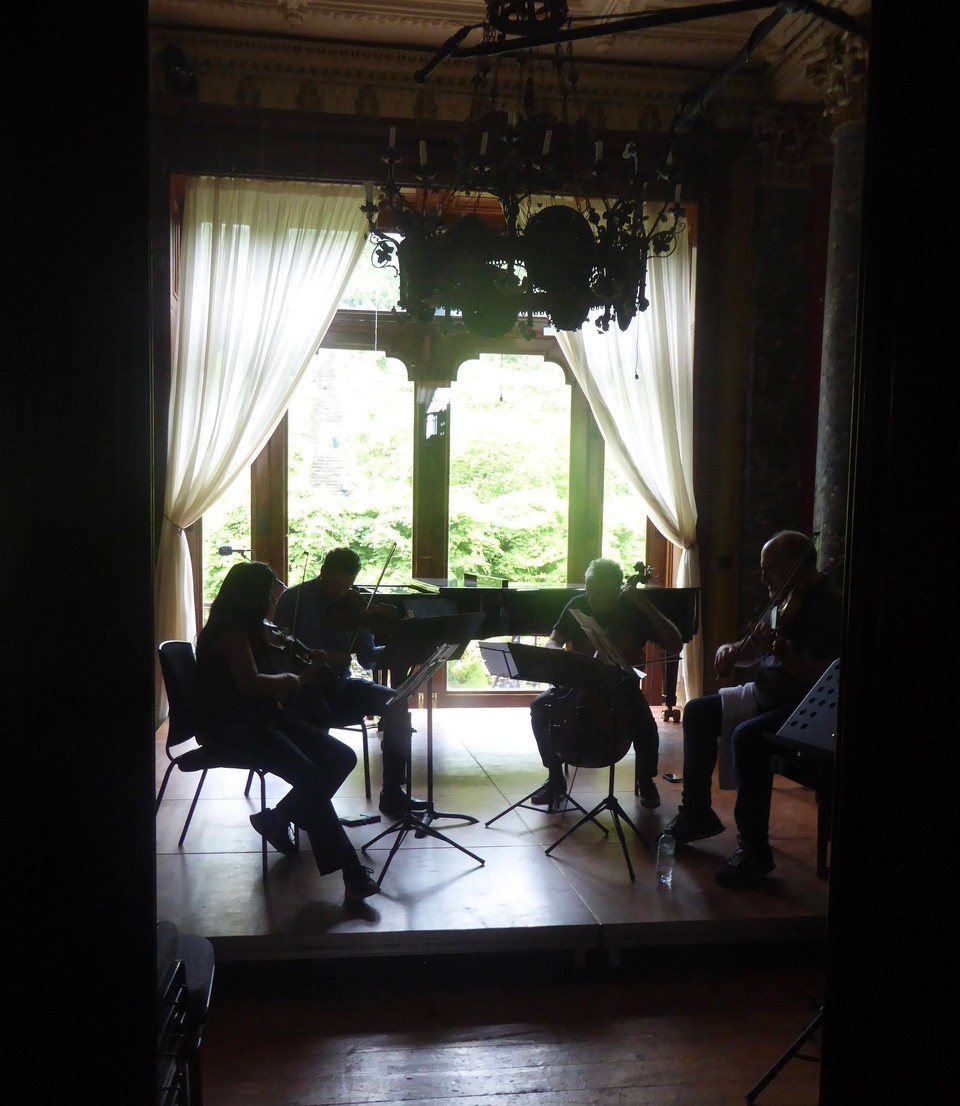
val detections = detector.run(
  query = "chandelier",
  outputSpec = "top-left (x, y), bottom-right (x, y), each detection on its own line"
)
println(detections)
top-left (360, 4), bottom-right (686, 340)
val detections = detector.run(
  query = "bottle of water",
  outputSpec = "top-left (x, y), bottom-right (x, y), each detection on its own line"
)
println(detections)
top-left (656, 829), bottom-right (676, 887)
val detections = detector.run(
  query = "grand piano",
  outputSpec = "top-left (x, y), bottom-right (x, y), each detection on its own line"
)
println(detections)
top-left (361, 578), bottom-right (699, 720)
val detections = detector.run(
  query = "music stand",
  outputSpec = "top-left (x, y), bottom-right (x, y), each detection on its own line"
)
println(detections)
top-left (361, 620), bottom-right (486, 887)
top-left (408, 612), bottom-right (485, 831)
top-left (502, 642), bottom-right (649, 880)
top-left (484, 644), bottom-right (610, 834)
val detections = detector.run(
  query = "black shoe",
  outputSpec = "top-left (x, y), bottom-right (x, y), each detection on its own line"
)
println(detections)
top-left (714, 843), bottom-right (775, 888)
top-left (249, 809), bottom-right (297, 856)
top-left (529, 777), bottom-right (566, 807)
top-left (667, 807), bottom-right (725, 845)
top-left (343, 863), bottom-right (380, 902)
top-left (528, 778), bottom-right (555, 806)
top-left (637, 777), bottom-right (661, 809)
top-left (378, 789), bottom-right (429, 820)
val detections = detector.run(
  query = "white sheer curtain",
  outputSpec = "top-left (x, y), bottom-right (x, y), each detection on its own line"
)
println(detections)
top-left (556, 220), bottom-right (702, 699)
top-left (155, 177), bottom-right (368, 714)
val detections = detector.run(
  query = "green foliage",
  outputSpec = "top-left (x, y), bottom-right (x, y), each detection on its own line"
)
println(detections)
top-left (201, 342), bottom-right (648, 613)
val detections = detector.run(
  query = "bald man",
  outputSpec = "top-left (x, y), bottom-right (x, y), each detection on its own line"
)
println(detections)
top-left (668, 531), bottom-right (842, 887)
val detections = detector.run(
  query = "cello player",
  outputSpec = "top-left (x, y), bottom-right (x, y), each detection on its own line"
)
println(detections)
top-left (667, 529), bottom-right (843, 888)
top-left (528, 557), bottom-right (684, 811)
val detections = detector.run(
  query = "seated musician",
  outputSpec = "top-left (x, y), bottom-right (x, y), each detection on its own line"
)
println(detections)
top-left (194, 561), bottom-right (379, 901)
top-left (529, 557), bottom-right (683, 811)
top-left (274, 547), bottom-right (424, 821)
top-left (668, 530), bottom-right (842, 888)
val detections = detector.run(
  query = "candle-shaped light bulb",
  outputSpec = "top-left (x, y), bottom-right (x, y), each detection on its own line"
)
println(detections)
top-left (419, 140), bottom-right (427, 166)
top-left (595, 140), bottom-right (603, 162)
top-left (364, 181), bottom-right (374, 206)
top-left (480, 131), bottom-right (489, 157)
top-left (542, 129), bottom-right (552, 156)
top-left (674, 183), bottom-right (682, 204)
top-left (508, 112), bottom-right (517, 128)
top-left (388, 126), bottom-right (396, 149)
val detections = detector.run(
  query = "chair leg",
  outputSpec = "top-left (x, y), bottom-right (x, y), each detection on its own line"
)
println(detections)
top-left (243, 769), bottom-right (255, 798)
top-left (259, 771), bottom-right (268, 883)
top-left (361, 721), bottom-right (372, 800)
top-left (178, 770), bottom-right (208, 847)
top-left (155, 762), bottom-right (176, 812)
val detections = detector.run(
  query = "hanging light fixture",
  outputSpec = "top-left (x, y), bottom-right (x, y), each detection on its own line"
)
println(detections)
top-left (360, 4), bottom-right (686, 340)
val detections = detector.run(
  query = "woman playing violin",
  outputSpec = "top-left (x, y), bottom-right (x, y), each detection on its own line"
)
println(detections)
top-left (274, 547), bottom-right (422, 822)
top-left (194, 560), bottom-right (379, 901)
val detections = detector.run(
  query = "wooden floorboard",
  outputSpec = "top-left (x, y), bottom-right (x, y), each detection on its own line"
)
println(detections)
top-left (199, 946), bottom-right (824, 1106)
top-left (159, 705), bottom-right (827, 1104)
top-left (156, 706), bottom-right (829, 964)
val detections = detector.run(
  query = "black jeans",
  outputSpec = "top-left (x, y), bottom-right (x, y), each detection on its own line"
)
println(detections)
top-left (202, 710), bottom-right (357, 876)
top-left (680, 692), bottom-right (794, 848)
top-left (286, 677), bottom-right (413, 792)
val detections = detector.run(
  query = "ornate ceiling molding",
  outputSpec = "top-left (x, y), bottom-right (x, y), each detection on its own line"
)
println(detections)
top-left (150, 25), bottom-right (764, 134)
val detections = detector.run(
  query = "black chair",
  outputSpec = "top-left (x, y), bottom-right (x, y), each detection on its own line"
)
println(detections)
top-left (156, 640), bottom-right (297, 882)
top-left (328, 711), bottom-right (372, 799)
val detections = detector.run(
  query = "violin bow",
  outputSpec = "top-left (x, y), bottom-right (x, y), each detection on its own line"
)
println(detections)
top-left (286, 552), bottom-right (310, 663)
top-left (346, 541), bottom-right (397, 656)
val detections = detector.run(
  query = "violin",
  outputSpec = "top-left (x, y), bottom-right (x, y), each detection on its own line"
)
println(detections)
top-left (262, 619), bottom-right (317, 668)
top-left (770, 579), bottom-right (808, 650)
top-left (327, 587), bottom-right (401, 637)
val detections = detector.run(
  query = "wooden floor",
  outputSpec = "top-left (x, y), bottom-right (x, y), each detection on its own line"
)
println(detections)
top-left (157, 712), bottom-right (822, 1101)
top-left (157, 705), bottom-right (829, 1105)
top-left (157, 706), bottom-right (829, 962)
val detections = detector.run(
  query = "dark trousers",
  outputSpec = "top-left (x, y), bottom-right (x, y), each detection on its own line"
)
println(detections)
top-left (531, 682), bottom-right (659, 783)
top-left (286, 677), bottom-right (412, 792)
top-left (202, 711), bottom-right (357, 876)
top-left (326, 678), bottom-right (412, 792)
top-left (680, 692), bottom-right (794, 848)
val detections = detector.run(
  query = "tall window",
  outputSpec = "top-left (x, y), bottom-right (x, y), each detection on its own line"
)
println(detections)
top-left (286, 348), bottom-right (413, 584)
top-left (449, 353), bottom-right (570, 584)
top-left (199, 470), bottom-right (251, 617)
top-left (602, 457), bottom-right (648, 577)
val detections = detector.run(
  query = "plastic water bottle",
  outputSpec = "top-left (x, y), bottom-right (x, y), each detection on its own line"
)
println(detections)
top-left (656, 830), bottom-right (676, 887)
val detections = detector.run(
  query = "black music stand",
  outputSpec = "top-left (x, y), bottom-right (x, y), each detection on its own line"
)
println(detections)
top-left (745, 1004), bottom-right (823, 1102)
top-left (499, 642), bottom-right (648, 880)
top-left (484, 644), bottom-right (609, 834)
top-left (406, 612), bottom-right (485, 831)
top-left (361, 620), bottom-right (486, 887)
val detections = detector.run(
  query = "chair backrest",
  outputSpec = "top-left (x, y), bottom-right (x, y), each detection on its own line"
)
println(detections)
top-left (158, 640), bottom-right (200, 749)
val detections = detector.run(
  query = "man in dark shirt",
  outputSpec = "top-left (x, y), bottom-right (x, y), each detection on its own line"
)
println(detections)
top-left (529, 557), bottom-right (683, 811)
top-left (667, 530), bottom-right (843, 887)
top-left (274, 547), bottom-right (422, 820)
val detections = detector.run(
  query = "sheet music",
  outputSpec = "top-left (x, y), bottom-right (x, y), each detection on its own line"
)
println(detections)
top-left (570, 609), bottom-right (646, 678)
top-left (382, 642), bottom-right (460, 708)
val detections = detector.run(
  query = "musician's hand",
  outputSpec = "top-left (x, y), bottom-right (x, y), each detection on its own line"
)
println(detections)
top-left (714, 643), bottom-right (739, 677)
top-left (318, 649), bottom-right (350, 672)
top-left (276, 673), bottom-right (301, 701)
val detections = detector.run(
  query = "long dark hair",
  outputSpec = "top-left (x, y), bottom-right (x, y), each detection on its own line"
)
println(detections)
top-left (198, 561), bottom-right (277, 649)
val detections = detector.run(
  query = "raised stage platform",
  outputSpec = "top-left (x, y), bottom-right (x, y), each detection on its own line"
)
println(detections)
top-left (156, 707), bottom-right (829, 964)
